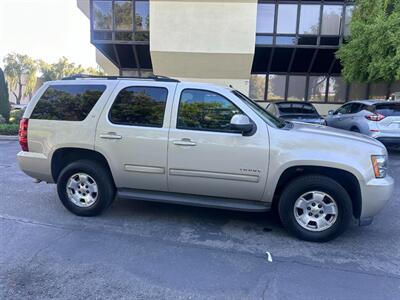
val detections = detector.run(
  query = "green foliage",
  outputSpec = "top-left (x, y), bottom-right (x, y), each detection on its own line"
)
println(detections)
top-left (9, 109), bottom-right (24, 124)
top-left (0, 67), bottom-right (10, 122)
top-left (3, 53), bottom-right (37, 104)
top-left (0, 123), bottom-right (19, 135)
top-left (39, 57), bottom-right (105, 81)
top-left (336, 0), bottom-right (400, 83)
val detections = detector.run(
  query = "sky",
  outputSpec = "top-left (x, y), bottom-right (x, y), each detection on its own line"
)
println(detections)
top-left (0, 0), bottom-right (97, 68)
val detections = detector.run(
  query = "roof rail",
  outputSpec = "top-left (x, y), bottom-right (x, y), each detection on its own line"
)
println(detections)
top-left (61, 74), bottom-right (180, 83)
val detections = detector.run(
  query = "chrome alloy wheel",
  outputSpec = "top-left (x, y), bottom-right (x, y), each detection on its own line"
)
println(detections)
top-left (66, 173), bottom-right (98, 208)
top-left (293, 191), bottom-right (338, 232)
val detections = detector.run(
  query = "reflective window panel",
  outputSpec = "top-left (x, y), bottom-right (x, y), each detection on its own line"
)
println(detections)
top-left (136, 1), bottom-right (150, 31)
top-left (256, 4), bottom-right (275, 33)
top-left (321, 5), bottom-right (342, 35)
top-left (299, 5), bottom-right (320, 35)
top-left (277, 4), bottom-right (297, 34)
top-left (369, 82), bottom-right (388, 100)
top-left (93, 1), bottom-right (113, 30)
top-left (328, 77), bottom-right (346, 103)
top-left (115, 1), bottom-right (133, 31)
top-left (267, 75), bottom-right (286, 101)
top-left (308, 76), bottom-right (327, 102)
top-left (249, 75), bottom-right (266, 100)
top-left (349, 82), bottom-right (367, 100)
top-left (344, 6), bottom-right (354, 36)
top-left (287, 76), bottom-right (306, 101)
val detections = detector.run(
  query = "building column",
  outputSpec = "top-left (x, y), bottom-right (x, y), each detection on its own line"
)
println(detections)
top-left (149, 0), bottom-right (258, 95)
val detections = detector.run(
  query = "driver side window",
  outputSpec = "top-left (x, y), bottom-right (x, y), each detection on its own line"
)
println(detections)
top-left (177, 89), bottom-right (242, 132)
top-left (335, 104), bottom-right (352, 115)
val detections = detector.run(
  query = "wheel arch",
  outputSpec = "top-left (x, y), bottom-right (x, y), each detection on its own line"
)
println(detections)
top-left (51, 147), bottom-right (115, 188)
top-left (272, 166), bottom-right (362, 219)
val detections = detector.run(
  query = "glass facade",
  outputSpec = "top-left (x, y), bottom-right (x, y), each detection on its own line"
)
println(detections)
top-left (344, 6), bottom-right (354, 36)
top-left (249, 75), bottom-right (266, 100)
top-left (328, 77), bottom-right (346, 103)
top-left (115, 1), bottom-right (133, 30)
top-left (308, 76), bottom-right (327, 102)
top-left (135, 1), bottom-right (150, 31)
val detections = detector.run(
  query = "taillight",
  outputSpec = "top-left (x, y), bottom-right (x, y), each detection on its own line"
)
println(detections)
top-left (19, 118), bottom-right (29, 151)
top-left (365, 113), bottom-right (385, 122)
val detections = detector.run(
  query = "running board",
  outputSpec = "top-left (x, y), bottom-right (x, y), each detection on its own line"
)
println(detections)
top-left (117, 189), bottom-right (271, 212)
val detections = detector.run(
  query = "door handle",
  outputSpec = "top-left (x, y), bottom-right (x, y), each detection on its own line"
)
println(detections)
top-left (99, 132), bottom-right (122, 140)
top-left (173, 138), bottom-right (197, 146)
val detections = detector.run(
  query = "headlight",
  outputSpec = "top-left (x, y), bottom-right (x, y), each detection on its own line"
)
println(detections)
top-left (371, 155), bottom-right (387, 178)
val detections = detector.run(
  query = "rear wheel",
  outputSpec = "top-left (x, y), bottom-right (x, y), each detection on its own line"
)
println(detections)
top-left (278, 175), bottom-right (352, 242)
top-left (57, 160), bottom-right (115, 216)
top-left (350, 126), bottom-right (360, 133)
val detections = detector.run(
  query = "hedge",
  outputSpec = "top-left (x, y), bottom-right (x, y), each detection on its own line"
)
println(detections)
top-left (0, 124), bottom-right (19, 135)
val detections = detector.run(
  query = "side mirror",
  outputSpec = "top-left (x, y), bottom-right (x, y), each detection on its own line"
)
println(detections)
top-left (230, 114), bottom-right (254, 135)
top-left (328, 110), bottom-right (334, 115)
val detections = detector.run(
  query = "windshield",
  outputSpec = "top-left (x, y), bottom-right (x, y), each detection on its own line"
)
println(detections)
top-left (232, 90), bottom-right (286, 128)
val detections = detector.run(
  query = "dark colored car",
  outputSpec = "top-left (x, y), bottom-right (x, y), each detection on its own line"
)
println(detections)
top-left (266, 101), bottom-right (326, 125)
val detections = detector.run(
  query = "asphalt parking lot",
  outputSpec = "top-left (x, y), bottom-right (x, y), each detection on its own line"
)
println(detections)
top-left (0, 140), bottom-right (399, 299)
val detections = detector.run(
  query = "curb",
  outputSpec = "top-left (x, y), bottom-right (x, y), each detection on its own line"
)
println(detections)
top-left (0, 135), bottom-right (18, 141)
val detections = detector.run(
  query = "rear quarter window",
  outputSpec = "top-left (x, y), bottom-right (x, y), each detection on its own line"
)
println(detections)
top-left (30, 84), bottom-right (106, 121)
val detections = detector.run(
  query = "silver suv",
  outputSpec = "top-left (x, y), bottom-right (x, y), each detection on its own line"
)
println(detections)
top-left (326, 100), bottom-right (400, 146)
top-left (17, 76), bottom-right (394, 242)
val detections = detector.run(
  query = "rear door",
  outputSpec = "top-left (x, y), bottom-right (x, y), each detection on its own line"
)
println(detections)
top-left (375, 103), bottom-right (400, 134)
top-left (167, 85), bottom-right (269, 201)
top-left (95, 81), bottom-right (177, 191)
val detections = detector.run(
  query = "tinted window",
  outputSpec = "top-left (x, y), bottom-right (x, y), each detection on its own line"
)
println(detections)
top-left (350, 103), bottom-right (362, 113)
top-left (31, 85), bottom-right (106, 121)
top-left (321, 5), bottom-right (342, 35)
top-left (375, 103), bottom-right (400, 116)
top-left (93, 1), bottom-right (113, 30)
top-left (109, 86), bottom-right (168, 127)
top-left (299, 5), bottom-right (320, 35)
top-left (277, 103), bottom-right (317, 115)
top-left (177, 89), bottom-right (242, 132)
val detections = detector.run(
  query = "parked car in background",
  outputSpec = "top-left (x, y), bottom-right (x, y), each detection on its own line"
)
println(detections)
top-left (266, 101), bottom-right (326, 125)
top-left (326, 100), bottom-right (400, 146)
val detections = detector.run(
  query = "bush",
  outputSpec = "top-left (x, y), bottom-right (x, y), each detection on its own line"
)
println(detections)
top-left (0, 124), bottom-right (19, 135)
top-left (9, 109), bottom-right (24, 124)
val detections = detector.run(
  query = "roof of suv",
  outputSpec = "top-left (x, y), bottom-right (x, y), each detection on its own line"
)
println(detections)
top-left (61, 74), bottom-right (180, 83)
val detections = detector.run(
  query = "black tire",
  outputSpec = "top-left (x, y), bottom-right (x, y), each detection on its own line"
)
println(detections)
top-left (57, 160), bottom-right (115, 216)
top-left (278, 175), bottom-right (352, 242)
top-left (350, 127), bottom-right (360, 133)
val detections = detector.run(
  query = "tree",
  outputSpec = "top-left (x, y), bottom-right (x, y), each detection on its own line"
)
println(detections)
top-left (3, 53), bottom-right (37, 104)
top-left (336, 0), bottom-right (400, 83)
top-left (0, 67), bottom-right (10, 122)
top-left (39, 57), bottom-right (105, 81)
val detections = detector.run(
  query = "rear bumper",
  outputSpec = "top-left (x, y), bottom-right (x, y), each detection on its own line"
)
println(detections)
top-left (360, 175), bottom-right (394, 220)
top-left (17, 151), bottom-right (54, 183)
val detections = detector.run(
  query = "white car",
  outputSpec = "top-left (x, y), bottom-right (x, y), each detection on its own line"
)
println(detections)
top-left (17, 76), bottom-right (394, 242)
top-left (326, 100), bottom-right (400, 146)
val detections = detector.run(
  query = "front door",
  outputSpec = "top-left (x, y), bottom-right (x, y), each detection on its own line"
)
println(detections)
top-left (95, 81), bottom-right (177, 191)
top-left (167, 86), bottom-right (269, 201)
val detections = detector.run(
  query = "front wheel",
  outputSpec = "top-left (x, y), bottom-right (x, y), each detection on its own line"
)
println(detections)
top-left (278, 175), bottom-right (352, 242)
top-left (57, 160), bottom-right (115, 216)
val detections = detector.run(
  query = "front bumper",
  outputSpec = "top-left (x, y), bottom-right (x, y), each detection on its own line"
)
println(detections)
top-left (360, 175), bottom-right (394, 220)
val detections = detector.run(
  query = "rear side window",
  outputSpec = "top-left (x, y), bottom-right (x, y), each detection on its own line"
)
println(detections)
top-left (109, 86), bottom-right (168, 127)
top-left (375, 103), bottom-right (400, 116)
top-left (177, 89), bottom-right (242, 132)
top-left (31, 85), bottom-right (106, 121)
